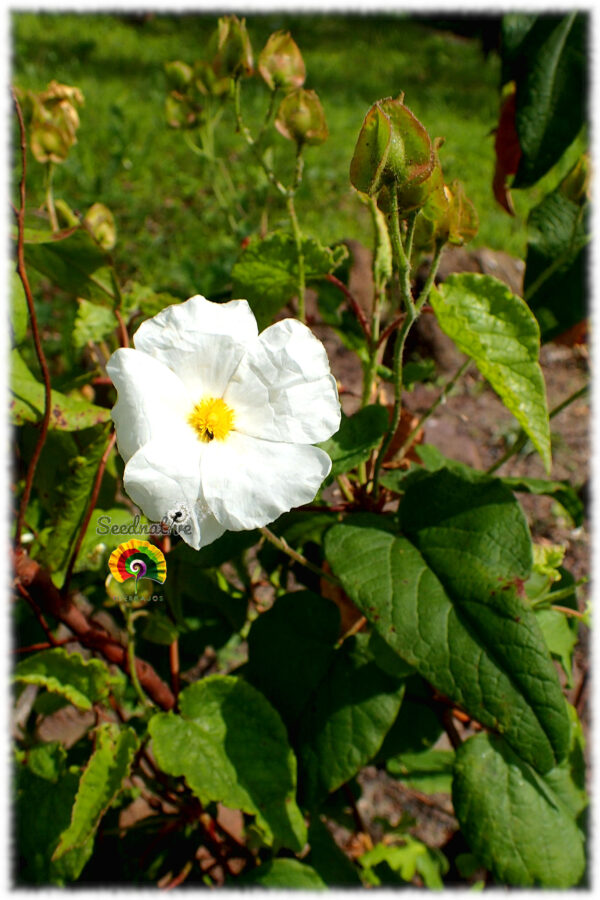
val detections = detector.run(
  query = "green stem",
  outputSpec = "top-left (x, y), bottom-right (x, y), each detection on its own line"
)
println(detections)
top-left (123, 599), bottom-right (152, 709)
top-left (287, 147), bottom-right (306, 322)
top-left (486, 384), bottom-right (589, 475)
top-left (44, 162), bottom-right (59, 232)
top-left (389, 186), bottom-right (414, 314)
top-left (233, 77), bottom-right (287, 196)
top-left (416, 239), bottom-right (445, 309)
top-left (260, 526), bottom-right (341, 587)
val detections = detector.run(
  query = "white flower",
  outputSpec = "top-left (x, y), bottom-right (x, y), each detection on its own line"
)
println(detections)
top-left (106, 295), bottom-right (341, 550)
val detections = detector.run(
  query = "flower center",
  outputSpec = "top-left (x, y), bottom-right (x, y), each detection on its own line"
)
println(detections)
top-left (187, 396), bottom-right (235, 443)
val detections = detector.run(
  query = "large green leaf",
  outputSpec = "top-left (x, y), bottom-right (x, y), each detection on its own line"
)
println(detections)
top-left (245, 591), bottom-right (340, 728)
top-left (14, 648), bottom-right (123, 711)
top-left (452, 732), bottom-right (585, 887)
top-left (297, 632), bottom-right (405, 806)
top-left (387, 748), bottom-right (455, 795)
top-left (15, 747), bottom-right (93, 885)
top-left (306, 817), bottom-right (363, 886)
top-left (523, 178), bottom-right (588, 342)
top-left (502, 474), bottom-right (584, 527)
top-left (430, 273), bottom-right (551, 472)
top-left (22, 226), bottom-right (116, 304)
top-left (148, 675), bottom-right (306, 851)
top-left (319, 405), bottom-right (389, 478)
top-left (325, 471), bottom-right (570, 773)
top-left (511, 13), bottom-right (586, 189)
top-left (237, 858), bottom-right (327, 889)
top-left (11, 348), bottom-right (110, 430)
top-left (54, 723), bottom-right (138, 859)
top-left (231, 230), bottom-right (347, 328)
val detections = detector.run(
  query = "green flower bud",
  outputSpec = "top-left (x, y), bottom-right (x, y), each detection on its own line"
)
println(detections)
top-left (560, 154), bottom-right (590, 205)
top-left (29, 81), bottom-right (84, 164)
top-left (193, 60), bottom-right (231, 98)
top-left (275, 88), bottom-right (328, 146)
top-left (414, 179), bottom-right (478, 250)
top-left (258, 31), bottom-right (306, 91)
top-left (164, 61), bottom-right (194, 92)
top-left (211, 15), bottom-right (253, 79)
top-left (83, 203), bottom-right (116, 250)
top-left (350, 96), bottom-right (434, 197)
top-left (446, 180), bottom-right (478, 246)
top-left (164, 93), bottom-right (198, 129)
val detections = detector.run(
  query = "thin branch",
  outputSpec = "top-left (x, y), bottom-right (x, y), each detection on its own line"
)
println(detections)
top-left (12, 87), bottom-right (53, 547)
top-left (62, 431), bottom-right (116, 597)
top-left (325, 273), bottom-right (371, 339)
top-left (15, 582), bottom-right (59, 646)
top-left (259, 526), bottom-right (341, 586)
top-left (114, 308), bottom-right (130, 348)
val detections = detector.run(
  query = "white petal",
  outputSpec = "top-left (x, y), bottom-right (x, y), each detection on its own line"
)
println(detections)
top-left (228, 318), bottom-right (341, 443)
top-left (133, 295), bottom-right (258, 357)
top-left (134, 332), bottom-right (248, 400)
top-left (106, 348), bottom-right (192, 464)
top-left (123, 432), bottom-right (203, 528)
top-left (202, 432), bottom-right (332, 530)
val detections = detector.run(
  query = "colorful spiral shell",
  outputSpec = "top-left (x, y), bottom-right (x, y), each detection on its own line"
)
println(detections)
top-left (108, 539), bottom-right (167, 585)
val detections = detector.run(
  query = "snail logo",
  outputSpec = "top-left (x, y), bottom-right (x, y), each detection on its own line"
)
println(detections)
top-left (108, 539), bottom-right (167, 598)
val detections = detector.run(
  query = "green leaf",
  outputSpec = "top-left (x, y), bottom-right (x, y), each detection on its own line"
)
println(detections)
top-left (523, 180), bottom-right (588, 342)
top-left (11, 348), bottom-right (110, 430)
top-left (237, 858), bottom-right (327, 889)
top-left (72, 298), bottom-right (117, 349)
top-left (543, 703), bottom-right (588, 821)
top-left (14, 648), bottom-right (123, 711)
top-left (502, 474), bottom-right (584, 526)
top-left (22, 226), bottom-right (116, 304)
top-left (23, 741), bottom-right (67, 783)
top-left (141, 611), bottom-right (180, 645)
top-left (306, 817), bottom-right (363, 886)
top-left (53, 723), bottom-right (138, 859)
top-left (37, 424), bottom-right (111, 578)
top-left (430, 273), bottom-right (551, 472)
top-left (387, 748), bottom-right (455, 794)
top-left (319, 405), bottom-right (389, 478)
top-left (297, 632), bottom-right (405, 806)
top-left (11, 270), bottom-right (29, 346)
top-left (360, 837), bottom-right (448, 889)
top-left (376, 675), bottom-right (444, 761)
top-left (452, 732), bottom-right (585, 887)
top-left (325, 470), bottom-right (570, 774)
top-left (511, 14), bottom-right (586, 189)
top-left (15, 752), bottom-right (93, 884)
top-left (246, 591), bottom-right (340, 727)
top-left (231, 230), bottom-right (348, 328)
top-left (149, 675), bottom-right (306, 851)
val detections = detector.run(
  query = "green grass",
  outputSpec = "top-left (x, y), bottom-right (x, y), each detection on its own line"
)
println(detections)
top-left (11, 12), bottom-right (582, 300)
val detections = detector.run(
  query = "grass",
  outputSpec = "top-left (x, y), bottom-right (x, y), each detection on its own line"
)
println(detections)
top-left (11, 12), bottom-right (583, 301)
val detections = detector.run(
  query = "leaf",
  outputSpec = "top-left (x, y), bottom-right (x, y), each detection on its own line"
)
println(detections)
top-left (325, 469), bottom-right (570, 774)
top-left (387, 748), bottom-right (455, 795)
top-left (297, 633), bottom-right (405, 806)
top-left (360, 837), bottom-right (448, 889)
top-left (237, 858), bottom-right (327, 889)
top-left (148, 675), bottom-right (306, 851)
top-left (502, 474), bottom-right (584, 526)
top-left (543, 703), bottom-right (588, 821)
top-left (11, 348), bottom-right (110, 430)
top-left (23, 741), bottom-right (67, 783)
top-left (319, 405), bottom-right (389, 478)
top-left (511, 14), bottom-right (586, 189)
top-left (37, 424), bottom-right (111, 578)
top-left (53, 723), bottom-right (138, 859)
top-left (523, 181), bottom-right (588, 343)
top-left (72, 298), bottom-right (117, 349)
top-left (430, 273), bottom-right (551, 472)
top-left (376, 675), bottom-right (444, 761)
top-left (306, 817), bottom-right (363, 886)
top-left (14, 648), bottom-right (123, 711)
top-left (452, 732), bottom-right (585, 887)
top-left (11, 270), bottom-right (29, 345)
top-left (141, 611), bottom-right (180, 645)
top-left (15, 752), bottom-right (93, 885)
top-left (231, 230), bottom-right (348, 328)
top-left (245, 591), bottom-right (340, 728)
top-left (22, 226), bottom-right (116, 304)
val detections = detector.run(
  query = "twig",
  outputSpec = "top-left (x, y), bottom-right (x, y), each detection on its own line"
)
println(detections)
top-left (377, 311), bottom-right (406, 349)
top-left (15, 582), bottom-right (59, 646)
top-left (12, 87), bottom-right (53, 547)
top-left (259, 526), bottom-right (341, 586)
top-left (169, 638), bottom-right (180, 702)
top-left (114, 308), bottom-right (130, 348)
top-left (62, 431), bottom-right (116, 597)
top-left (325, 273), bottom-right (371, 339)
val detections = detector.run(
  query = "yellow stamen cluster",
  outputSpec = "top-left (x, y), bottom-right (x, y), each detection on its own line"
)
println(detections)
top-left (188, 396), bottom-right (235, 443)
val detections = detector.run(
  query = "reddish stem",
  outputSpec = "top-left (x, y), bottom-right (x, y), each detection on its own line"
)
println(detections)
top-left (12, 88), bottom-right (53, 547)
top-left (325, 273), bottom-right (371, 339)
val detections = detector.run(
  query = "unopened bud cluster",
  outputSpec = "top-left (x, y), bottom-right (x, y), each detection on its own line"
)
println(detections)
top-left (25, 80), bottom-right (84, 164)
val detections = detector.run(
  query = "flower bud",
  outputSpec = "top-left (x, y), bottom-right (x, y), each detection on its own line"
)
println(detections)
top-left (211, 15), bottom-right (253, 79)
top-left (193, 60), bottom-right (231, 98)
top-left (275, 88), bottom-right (328, 146)
top-left (560, 154), bottom-right (590, 205)
top-left (83, 203), bottom-right (116, 250)
top-left (164, 60), bottom-right (193, 92)
top-left (29, 81), bottom-right (83, 164)
top-left (350, 96), bottom-right (434, 197)
top-left (446, 180), bottom-right (478, 246)
top-left (258, 31), bottom-right (305, 90)
top-left (378, 137), bottom-right (445, 217)
top-left (414, 179), bottom-right (478, 250)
